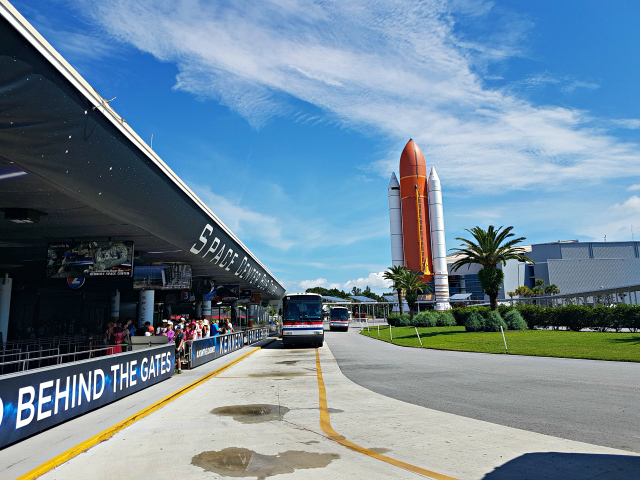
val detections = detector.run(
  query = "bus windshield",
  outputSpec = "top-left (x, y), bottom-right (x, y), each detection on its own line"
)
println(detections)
top-left (330, 308), bottom-right (349, 320)
top-left (284, 298), bottom-right (322, 321)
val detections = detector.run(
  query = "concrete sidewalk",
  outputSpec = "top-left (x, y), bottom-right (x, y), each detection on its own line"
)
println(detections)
top-left (30, 340), bottom-right (639, 480)
top-left (0, 339), bottom-right (274, 480)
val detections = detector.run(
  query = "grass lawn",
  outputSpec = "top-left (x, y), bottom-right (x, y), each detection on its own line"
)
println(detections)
top-left (359, 325), bottom-right (640, 362)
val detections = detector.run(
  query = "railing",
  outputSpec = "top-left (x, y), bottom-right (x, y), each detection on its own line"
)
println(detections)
top-left (0, 347), bottom-right (113, 375)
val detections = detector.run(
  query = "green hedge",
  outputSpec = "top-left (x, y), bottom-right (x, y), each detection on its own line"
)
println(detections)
top-left (388, 311), bottom-right (458, 328)
top-left (451, 304), bottom-right (640, 332)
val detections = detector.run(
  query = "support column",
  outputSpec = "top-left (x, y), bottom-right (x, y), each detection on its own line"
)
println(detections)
top-left (248, 304), bottom-right (254, 328)
top-left (138, 290), bottom-right (155, 327)
top-left (196, 301), bottom-right (202, 318)
top-left (203, 300), bottom-right (212, 321)
top-left (0, 274), bottom-right (12, 345)
top-left (110, 290), bottom-right (120, 321)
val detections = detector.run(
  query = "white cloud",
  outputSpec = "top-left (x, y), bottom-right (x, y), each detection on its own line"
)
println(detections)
top-left (299, 278), bottom-right (327, 289)
top-left (579, 196), bottom-right (640, 242)
top-left (189, 183), bottom-right (295, 250)
top-left (628, 184), bottom-right (640, 191)
top-left (72, 0), bottom-right (640, 194)
top-left (189, 182), bottom-right (387, 250)
top-left (612, 119), bottom-right (640, 130)
top-left (343, 272), bottom-right (392, 290)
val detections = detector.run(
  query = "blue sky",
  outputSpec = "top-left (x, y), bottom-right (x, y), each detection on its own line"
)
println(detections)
top-left (13, 0), bottom-right (640, 293)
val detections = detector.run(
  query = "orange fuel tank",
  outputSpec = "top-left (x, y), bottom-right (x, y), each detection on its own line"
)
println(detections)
top-left (399, 139), bottom-right (433, 281)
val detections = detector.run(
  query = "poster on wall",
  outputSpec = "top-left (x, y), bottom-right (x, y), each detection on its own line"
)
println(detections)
top-left (47, 241), bottom-right (134, 278)
top-left (133, 264), bottom-right (192, 290)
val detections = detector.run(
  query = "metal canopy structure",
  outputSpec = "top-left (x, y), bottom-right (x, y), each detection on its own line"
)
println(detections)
top-left (349, 295), bottom-right (377, 303)
top-left (0, 2), bottom-right (284, 300)
top-left (450, 293), bottom-right (473, 301)
top-left (322, 296), bottom-right (351, 304)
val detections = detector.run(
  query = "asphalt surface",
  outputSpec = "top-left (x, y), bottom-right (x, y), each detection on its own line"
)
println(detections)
top-left (325, 325), bottom-right (640, 453)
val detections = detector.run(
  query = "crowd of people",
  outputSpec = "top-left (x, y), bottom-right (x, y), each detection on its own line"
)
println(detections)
top-left (104, 317), bottom-right (235, 374)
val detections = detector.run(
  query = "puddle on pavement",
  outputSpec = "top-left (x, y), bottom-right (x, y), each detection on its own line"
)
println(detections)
top-left (275, 360), bottom-right (299, 365)
top-left (369, 447), bottom-right (391, 454)
top-left (303, 440), bottom-right (319, 445)
top-left (327, 408), bottom-right (343, 413)
top-left (192, 447), bottom-right (339, 480)
top-left (211, 404), bottom-right (290, 423)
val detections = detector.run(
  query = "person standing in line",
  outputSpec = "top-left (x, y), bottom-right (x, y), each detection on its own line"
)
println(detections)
top-left (202, 320), bottom-right (210, 338)
top-left (210, 320), bottom-right (219, 336)
top-left (174, 324), bottom-right (185, 374)
top-left (166, 321), bottom-right (175, 343)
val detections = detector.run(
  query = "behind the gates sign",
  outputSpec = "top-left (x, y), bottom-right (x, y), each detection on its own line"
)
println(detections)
top-left (0, 345), bottom-right (173, 448)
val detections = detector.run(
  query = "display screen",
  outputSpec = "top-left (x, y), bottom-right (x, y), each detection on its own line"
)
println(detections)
top-left (47, 241), bottom-right (134, 277)
top-left (133, 264), bottom-right (192, 290)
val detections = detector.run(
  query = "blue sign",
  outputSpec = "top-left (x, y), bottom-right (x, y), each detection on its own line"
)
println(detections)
top-left (0, 345), bottom-right (173, 448)
top-left (67, 277), bottom-right (85, 289)
top-left (189, 332), bottom-right (244, 368)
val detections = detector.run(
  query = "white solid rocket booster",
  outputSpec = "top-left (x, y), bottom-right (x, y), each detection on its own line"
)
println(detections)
top-left (388, 172), bottom-right (404, 267)
top-left (427, 167), bottom-right (451, 311)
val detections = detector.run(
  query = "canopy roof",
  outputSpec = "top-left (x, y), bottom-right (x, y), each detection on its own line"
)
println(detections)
top-left (0, 2), bottom-right (284, 299)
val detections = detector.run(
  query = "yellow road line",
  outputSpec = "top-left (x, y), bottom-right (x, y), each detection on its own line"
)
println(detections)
top-left (315, 349), bottom-right (458, 480)
top-left (17, 344), bottom-right (269, 480)
top-left (216, 374), bottom-right (316, 378)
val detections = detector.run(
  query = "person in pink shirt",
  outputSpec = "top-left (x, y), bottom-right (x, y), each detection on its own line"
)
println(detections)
top-left (165, 321), bottom-right (175, 343)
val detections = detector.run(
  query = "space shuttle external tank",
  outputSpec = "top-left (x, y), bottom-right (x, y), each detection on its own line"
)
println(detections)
top-left (399, 139), bottom-right (433, 281)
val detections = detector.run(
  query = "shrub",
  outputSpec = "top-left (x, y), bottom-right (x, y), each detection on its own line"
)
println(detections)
top-left (555, 305), bottom-right (592, 331)
top-left (414, 311), bottom-right (437, 327)
top-left (395, 316), bottom-right (410, 327)
top-left (503, 310), bottom-right (527, 330)
top-left (484, 311), bottom-right (507, 332)
top-left (387, 314), bottom-right (409, 326)
top-left (516, 305), bottom-right (548, 329)
top-left (464, 311), bottom-right (484, 332)
top-left (436, 311), bottom-right (457, 326)
top-left (451, 308), bottom-right (468, 326)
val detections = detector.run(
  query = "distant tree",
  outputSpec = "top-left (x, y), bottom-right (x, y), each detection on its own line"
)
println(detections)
top-left (515, 285), bottom-right (532, 298)
top-left (535, 278), bottom-right (545, 287)
top-left (450, 225), bottom-right (534, 310)
top-left (397, 269), bottom-right (431, 322)
top-left (544, 284), bottom-right (560, 295)
top-left (383, 265), bottom-right (407, 315)
top-left (531, 286), bottom-right (544, 297)
top-left (351, 286), bottom-right (362, 296)
top-left (507, 291), bottom-right (516, 300)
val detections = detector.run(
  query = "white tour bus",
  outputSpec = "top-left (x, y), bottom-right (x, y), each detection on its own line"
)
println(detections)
top-left (282, 293), bottom-right (324, 347)
top-left (329, 306), bottom-right (350, 331)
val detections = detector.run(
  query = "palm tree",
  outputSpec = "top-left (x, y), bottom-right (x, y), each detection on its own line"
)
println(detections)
top-left (544, 284), bottom-right (560, 295)
top-left (383, 265), bottom-right (407, 315)
top-left (450, 225), bottom-right (534, 311)
top-left (397, 269), bottom-right (431, 322)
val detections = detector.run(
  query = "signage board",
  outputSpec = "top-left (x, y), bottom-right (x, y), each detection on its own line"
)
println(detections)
top-left (212, 285), bottom-right (239, 303)
top-left (0, 345), bottom-right (173, 448)
top-left (47, 241), bottom-right (134, 278)
top-left (133, 264), bottom-right (192, 290)
top-left (189, 332), bottom-right (244, 368)
top-left (246, 327), bottom-right (269, 345)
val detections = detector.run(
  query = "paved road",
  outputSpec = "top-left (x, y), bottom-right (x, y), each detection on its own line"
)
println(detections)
top-left (37, 340), bottom-right (638, 480)
top-left (325, 326), bottom-right (640, 453)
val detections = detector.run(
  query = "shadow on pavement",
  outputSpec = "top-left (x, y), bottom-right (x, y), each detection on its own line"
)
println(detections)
top-left (482, 452), bottom-right (640, 480)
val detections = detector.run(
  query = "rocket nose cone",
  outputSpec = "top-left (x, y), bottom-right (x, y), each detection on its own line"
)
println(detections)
top-left (388, 172), bottom-right (400, 189)
top-left (399, 139), bottom-right (426, 178)
top-left (429, 166), bottom-right (439, 180)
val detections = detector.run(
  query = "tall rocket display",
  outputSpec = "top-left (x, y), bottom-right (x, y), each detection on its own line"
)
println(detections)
top-left (387, 139), bottom-right (450, 311)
